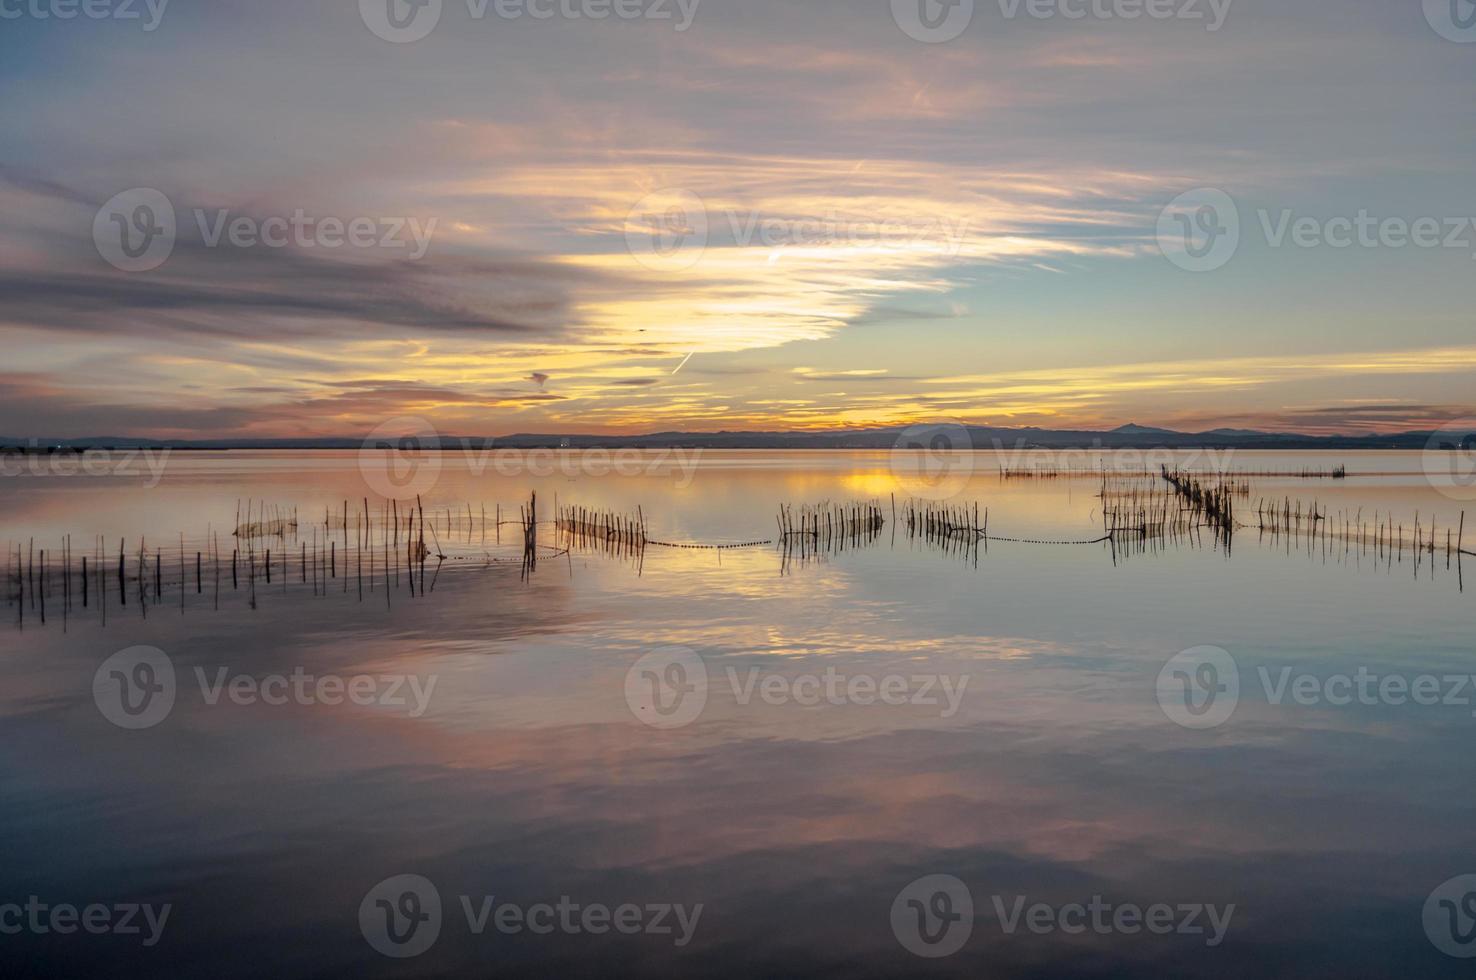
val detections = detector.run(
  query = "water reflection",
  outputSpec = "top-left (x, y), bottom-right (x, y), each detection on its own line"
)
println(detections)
top-left (0, 451), bottom-right (1473, 976)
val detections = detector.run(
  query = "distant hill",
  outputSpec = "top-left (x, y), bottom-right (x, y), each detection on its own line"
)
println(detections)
top-left (0, 424), bottom-right (1457, 452)
top-left (1110, 423), bottom-right (1182, 436)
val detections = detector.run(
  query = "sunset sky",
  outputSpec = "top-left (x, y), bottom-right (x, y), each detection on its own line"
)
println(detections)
top-left (3, 0), bottom-right (1474, 438)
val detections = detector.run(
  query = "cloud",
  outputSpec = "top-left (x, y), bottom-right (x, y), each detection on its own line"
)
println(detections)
top-left (4, 0), bottom-right (1475, 435)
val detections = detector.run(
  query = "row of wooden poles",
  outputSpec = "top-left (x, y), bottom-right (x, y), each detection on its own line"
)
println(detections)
top-left (1160, 467), bottom-right (1238, 540)
top-left (7, 494), bottom-right (542, 627)
top-left (1256, 499), bottom-right (1469, 560)
top-left (902, 498), bottom-right (986, 539)
top-left (236, 497), bottom-right (522, 546)
top-left (778, 500), bottom-right (885, 541)
top-left (1002, 464), bottom-right (1346, 481)
top-left (775, 500), bottom-right (886, 565)
top-left (555, 504), bottom-right (646, 549)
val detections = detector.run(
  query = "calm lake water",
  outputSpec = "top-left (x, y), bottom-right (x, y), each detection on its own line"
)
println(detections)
top-left (1, 449), bottom-right (1473, 977)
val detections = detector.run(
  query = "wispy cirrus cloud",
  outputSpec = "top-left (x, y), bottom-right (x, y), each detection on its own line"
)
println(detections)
top-left (2, 0), bottom-right (1475, 436)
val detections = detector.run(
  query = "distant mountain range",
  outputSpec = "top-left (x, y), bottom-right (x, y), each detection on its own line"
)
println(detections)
top-left (3, 423), bottom-right (1470, 451)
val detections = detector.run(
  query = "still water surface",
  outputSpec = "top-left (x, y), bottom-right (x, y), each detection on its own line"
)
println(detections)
top-left (1, 450), bottom-right (1472, 977)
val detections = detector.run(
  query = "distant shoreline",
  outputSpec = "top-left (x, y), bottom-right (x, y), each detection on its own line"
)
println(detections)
top-left (1, 426), bottom-right (1462, 454)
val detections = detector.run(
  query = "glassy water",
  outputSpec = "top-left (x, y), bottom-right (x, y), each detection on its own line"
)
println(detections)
top-left (1, 450), bottom-right (1473, 977)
